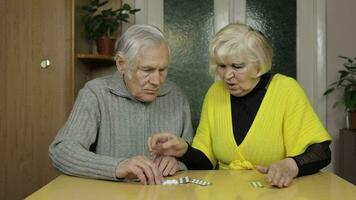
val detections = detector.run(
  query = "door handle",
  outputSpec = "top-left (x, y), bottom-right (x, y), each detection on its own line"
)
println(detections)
top-left (40, 59), bottom-right (51, 69)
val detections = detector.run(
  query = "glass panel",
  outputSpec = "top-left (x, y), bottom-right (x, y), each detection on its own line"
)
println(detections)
top-left (164, 0), bottom-right (214, 130)
top-left (246, 0), bottom-right (296, 78)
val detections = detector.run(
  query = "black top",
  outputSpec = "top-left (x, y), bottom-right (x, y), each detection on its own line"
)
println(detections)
top-left (231, 73), bottom-right (272, 145)
top-left (179, 73), bottom-right (331, 176)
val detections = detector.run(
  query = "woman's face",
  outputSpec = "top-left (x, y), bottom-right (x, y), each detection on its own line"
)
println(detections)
top-left (217, 55), bottom-right (260, 97)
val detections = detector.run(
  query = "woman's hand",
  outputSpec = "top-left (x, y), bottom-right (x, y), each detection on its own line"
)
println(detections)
top-left (148, 133), bottom-right (188, 157)
top-left (154, 156), bottom-right (180, 176)
top-left (115, 155), bottom-right (163, 185)
top-left (256, 158), bottom-right (299, 188)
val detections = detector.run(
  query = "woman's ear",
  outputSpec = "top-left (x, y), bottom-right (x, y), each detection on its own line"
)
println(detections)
top-left (254, 64), bottom-right (264, 78)
top-left (255, 71), bottom-right (263, 78)
top-left (116, 56), bottom-right (125, 74)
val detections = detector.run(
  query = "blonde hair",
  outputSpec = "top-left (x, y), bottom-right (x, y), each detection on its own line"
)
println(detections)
top-left (209, 23), bottom-right (273, 77)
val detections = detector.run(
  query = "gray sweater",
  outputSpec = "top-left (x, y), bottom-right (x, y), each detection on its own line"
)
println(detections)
top-left (49, 72), bottom-right (193, 181)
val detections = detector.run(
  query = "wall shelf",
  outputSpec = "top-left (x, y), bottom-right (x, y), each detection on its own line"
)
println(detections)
top-left (77, 53), bottom-right (115, 61)
top-left (77, 53), bottom-right (116, 66)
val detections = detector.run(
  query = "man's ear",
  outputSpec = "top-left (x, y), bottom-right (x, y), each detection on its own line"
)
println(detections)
top-left (116, 56), bottom-right (125, 74)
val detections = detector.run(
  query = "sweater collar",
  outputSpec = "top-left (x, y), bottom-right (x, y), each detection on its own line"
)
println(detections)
top-left (107, 71), bottom-right (172, 101)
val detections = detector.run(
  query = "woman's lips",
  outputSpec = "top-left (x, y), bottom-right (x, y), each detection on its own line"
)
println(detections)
top-left (226, 82), bottom-right (239, 90)
top-left (226, 82), bottom-right (235, 87)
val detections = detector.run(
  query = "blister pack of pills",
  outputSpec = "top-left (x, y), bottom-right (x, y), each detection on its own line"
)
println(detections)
top-left (250, 181), bottom-right (264, 188)
top-left (162, 176), bottom-right (211, 186)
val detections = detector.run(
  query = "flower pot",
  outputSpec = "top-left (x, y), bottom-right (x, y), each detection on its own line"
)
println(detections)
top-left (96, 38), bottom-right (116, 55)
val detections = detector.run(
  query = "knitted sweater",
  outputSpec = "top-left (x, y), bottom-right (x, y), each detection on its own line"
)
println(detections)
top-left (192, 74), bottom-right (331, 169)
top-left (49, 72), bottom-right (193, 180)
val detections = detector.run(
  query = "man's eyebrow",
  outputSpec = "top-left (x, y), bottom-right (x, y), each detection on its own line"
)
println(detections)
top-left (138, 66), bottom-right (155, 69)
top-left (139, 66), bottom-right (168, 70)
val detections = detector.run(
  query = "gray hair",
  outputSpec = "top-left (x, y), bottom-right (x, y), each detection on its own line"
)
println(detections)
top-left (115, 24), bottom-right (169, 78)
top-left (209, 23), bottom-right (273, 77)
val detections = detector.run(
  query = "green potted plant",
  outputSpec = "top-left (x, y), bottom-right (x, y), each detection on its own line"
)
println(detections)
top-left (81, 0), bottom-right (140, 55)
top-left (324, 56), bottom-right (356, 128)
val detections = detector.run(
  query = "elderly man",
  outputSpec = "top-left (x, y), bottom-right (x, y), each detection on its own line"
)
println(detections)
top-left (49, 24), bottom-right (193, 185)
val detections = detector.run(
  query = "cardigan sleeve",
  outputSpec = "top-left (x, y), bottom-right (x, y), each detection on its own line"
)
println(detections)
top-left (282, 79), bottom-right (332, 157)
top-left (191, 87), bottom-right (218, 168)
top-left (49, 86), bottom-right (122, 181)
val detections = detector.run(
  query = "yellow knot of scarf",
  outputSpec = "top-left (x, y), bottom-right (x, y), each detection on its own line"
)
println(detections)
top-left (220, 160), bottom-right (255, 170)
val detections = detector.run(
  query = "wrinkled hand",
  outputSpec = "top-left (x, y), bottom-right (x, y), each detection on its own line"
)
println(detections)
top-left (115, 155), bottom-right (163, 185)
top-left (256, 158), bottom-right (299, 188)
top-left (148, 133), bottom-right (188, 157)
top-left (154, 156), bottom-right (179, 176)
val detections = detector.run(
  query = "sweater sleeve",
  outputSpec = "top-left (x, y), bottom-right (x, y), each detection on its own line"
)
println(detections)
top-left (48, 86), bottom-right (121, 181)
top-left (283, 79), bottom-right (332, 157)
top-left (176, 92), bottom-right (194, 170)
top-left (180, 93), bottom-right (194, 144)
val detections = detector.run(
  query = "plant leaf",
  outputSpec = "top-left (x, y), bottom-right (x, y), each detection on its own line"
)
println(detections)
top-left (332, 101), bottom-right (340, 108)
top-left (130, 9), bottom-right (141, 14)
top-left (338, 70), bottom-right (349, 78)
top-left (97, 0), bottom-right (109, 7)
top-left (82, 5), bottom-right (97, 13)
top-left (122, 3), bottom-right (131, 10)
top-left (90, 0), bottom-right (99, 6)
top-left (323, 87), bottom-right (335, 96)
top-left (339, 55), bottom-right (353, 63)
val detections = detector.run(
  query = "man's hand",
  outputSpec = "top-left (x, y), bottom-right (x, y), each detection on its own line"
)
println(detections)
top-left (256, 158), bottom-right (299, 188)
top-left (115, 155), bottom-right (163, 185)
top-left (154, 156), bottom-right (179, 176)
top-left (148, 133), bottom-right (188, 157)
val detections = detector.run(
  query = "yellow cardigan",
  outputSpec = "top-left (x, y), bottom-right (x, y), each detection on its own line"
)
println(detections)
top-left (192, 74), bottom-right (331, 170)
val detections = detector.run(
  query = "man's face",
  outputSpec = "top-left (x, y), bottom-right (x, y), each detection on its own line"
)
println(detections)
top-left (119, 44), bottom-right (169, 102)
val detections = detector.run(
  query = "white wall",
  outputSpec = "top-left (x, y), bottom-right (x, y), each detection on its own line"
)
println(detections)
top-left (326, 0), bottom-right (356, 173)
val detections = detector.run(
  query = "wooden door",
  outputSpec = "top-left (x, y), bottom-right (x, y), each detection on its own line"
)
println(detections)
top-left (0, 0), bottom-right (72, 199)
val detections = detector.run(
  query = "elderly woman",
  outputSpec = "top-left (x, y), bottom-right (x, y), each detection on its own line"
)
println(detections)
top-left (148, 23), bottom-right (331, 188)
top-left (49, 24), bottom-right (193, 185)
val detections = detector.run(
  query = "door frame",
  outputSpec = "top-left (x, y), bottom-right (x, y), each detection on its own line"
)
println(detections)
top-left (134, 0), bottom-right (326, 125)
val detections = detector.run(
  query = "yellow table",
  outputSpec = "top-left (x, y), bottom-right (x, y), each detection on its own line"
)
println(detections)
top-left (26, 170), bottom-right (356, 200)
